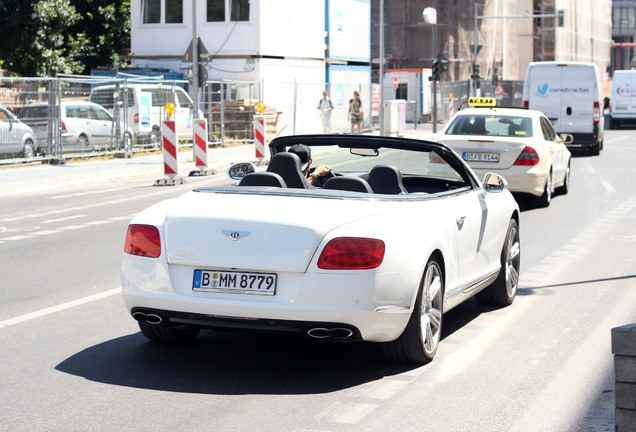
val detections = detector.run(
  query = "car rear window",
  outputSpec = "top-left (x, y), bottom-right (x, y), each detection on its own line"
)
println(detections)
top-left (20, 106), bottom-right (48, 120)
top-left (445, 114), bottom-right (533, 138)
top-left (90, 88), bottom-right (136, 109)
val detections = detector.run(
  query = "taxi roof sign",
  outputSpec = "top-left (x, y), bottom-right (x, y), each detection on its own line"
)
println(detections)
top-left (468, 97), bottom-right (497, 107)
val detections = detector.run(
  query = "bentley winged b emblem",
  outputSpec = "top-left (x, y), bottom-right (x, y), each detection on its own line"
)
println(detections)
top-left (222, 230), bottom-right (251, 241)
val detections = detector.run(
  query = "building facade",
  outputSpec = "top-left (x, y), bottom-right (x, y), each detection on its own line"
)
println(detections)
top-left (129, 0), bottom-right (372, 135)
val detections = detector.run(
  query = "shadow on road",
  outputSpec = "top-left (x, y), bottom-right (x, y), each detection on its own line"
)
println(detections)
top-left (55, 329), bottom-right (419, 395)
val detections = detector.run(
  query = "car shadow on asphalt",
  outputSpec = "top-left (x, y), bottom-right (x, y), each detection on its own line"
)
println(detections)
top-left (55, 301), bottom-right (499, 395)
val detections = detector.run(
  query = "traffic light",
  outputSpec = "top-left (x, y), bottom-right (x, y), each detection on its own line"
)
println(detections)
top-left (471, 63), bottom-right (481, 80)
top-left (440, 60), bottom-right (448, 73)
top-left (429, 60), bottom-right (440, 82)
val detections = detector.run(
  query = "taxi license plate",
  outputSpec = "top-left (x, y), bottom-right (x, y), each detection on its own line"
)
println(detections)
top-left (463, 152), bottom-right (499, 163)
top-left (193, 270), bottom-right (277, 295)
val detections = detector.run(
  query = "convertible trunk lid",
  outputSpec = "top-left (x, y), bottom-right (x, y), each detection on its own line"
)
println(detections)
top-left (162, 190), bottom-right (384, 272)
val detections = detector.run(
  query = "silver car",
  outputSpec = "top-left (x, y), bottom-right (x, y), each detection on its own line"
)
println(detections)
top-left (20, 101), bottom-right (133, 153)
top-left (0, 105), bottom-right (37, 158)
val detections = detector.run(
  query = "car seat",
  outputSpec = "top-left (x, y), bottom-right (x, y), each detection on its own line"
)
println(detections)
top-left (266, 152), bottom-right (312, 189)
top-left (368, 165), bottom-right (408, 194)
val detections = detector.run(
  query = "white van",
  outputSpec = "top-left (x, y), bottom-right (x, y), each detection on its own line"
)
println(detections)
top-left (89, 83), bottom-right (196, 146)
top-left (523, 61), bottom-right (604, 155)
top-left (609, 70), bottom-right (636, 129)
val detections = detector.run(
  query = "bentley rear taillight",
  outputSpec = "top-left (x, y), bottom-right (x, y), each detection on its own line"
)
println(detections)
top-left (318, 237), bottom-right (385, 270)
top-left (124, 224), bottom-right (161, 258)
top-left (514, 146), bottom-right (540, 166)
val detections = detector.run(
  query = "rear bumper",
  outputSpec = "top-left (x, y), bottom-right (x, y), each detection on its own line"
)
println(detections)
top-left (122, 257), bottom-right (417, 343)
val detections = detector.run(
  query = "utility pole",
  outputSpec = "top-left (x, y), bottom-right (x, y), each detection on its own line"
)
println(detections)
top-left (191, 0), bottom-right (200, 119)
top-left (379, 0), bottom-right (385, 136)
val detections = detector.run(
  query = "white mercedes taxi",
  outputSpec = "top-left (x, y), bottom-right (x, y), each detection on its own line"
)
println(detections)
top-left (438, 97), bottom-right (572, 207)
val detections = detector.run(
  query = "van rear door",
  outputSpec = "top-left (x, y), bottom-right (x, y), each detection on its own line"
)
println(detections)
top-left (528, 64), bottom-right (596, 135)
top-left (557, 64), bottom-right (596, 135)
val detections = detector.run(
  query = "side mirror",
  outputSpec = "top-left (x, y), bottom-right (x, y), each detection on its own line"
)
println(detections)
top-left (560, 133), bottom-right (574, 144)
top-left (227, 162), bottom-right (257, 180)
top-left (482, 173), bottom-right (508, 193)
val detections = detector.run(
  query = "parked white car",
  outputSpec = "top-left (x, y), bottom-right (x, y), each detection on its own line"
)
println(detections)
top-left (21, 101), bottom-right (133, 153)
top-left (0, 105), bottom-right (38, 158)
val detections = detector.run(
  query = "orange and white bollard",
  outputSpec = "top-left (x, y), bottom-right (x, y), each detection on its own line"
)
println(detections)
top-left (154, 119), bottom-right (184, 186)
top-left (254, 102), bottom-right (268, 163)
top-left (189, 119), bottom-right (213, 176)
top-left (448, 93), bottom-right (455, 119)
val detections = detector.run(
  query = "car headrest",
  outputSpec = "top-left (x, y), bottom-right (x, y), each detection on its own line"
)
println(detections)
top-left (368, 164), bottom-right (408, 195)
top-left (238, 172), bottom-right (287, 188)
top-left (266, 152), bottom-right (312, 189)
top-left (323, 176), bottom-right (373, 193)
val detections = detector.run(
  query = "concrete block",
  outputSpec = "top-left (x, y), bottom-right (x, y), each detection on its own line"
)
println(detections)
top-left (615, 407), bottom-right (636, 432)
top-left (616, 355), bottom-right (636, 383)
top-left (616, 382), bottom-right (636, 410)
top-left (612, 324), bottom-right (636, 356)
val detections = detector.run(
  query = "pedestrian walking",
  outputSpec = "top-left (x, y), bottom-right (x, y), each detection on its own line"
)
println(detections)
top-left (348, 90), bottom-right (363, 134)
top-left (317, 90), bottom-right (334, 134)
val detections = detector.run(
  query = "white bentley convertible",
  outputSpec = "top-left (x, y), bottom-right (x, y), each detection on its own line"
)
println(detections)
top-left (122, 135), bottom-right (520, 364)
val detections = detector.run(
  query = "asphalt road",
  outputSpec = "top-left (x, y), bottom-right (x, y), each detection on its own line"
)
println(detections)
top-left (1, 129), bottom-right (634, 431)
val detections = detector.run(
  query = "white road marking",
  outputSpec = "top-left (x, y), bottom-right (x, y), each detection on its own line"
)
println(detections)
top-left (31, 230), bottom-right (62, 236)
top-left (42, 215), bottom-right (87, 224)
top-left (314, 402), bottom-right (377, 424)
top-left (0, 288), bottom-right (121, 329)
top-left (346, 379), bottom-right (409, 400)
top-left (59, 225), bottom-right (89, 230)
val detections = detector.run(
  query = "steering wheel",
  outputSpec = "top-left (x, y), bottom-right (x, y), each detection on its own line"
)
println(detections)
top-left (312, 170), bottom-right (336, 187)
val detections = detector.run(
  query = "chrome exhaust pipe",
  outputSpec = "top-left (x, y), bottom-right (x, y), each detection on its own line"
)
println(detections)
top-left (132, 311), bottom-right (164, 325)
top-left (330, 328), bottom-right (354, 339)
top-left (307, 328), bottom-right (331, 339)
top-left (307, 327), bottom-right (354, 339)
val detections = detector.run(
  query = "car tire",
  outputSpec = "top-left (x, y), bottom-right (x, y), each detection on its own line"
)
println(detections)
top-left (78, 134), bottom-right (89, 148)
top-left (138, 322), bottom-right (200, 343)
top-left (590, 141), bottom-right (601, 156)
top-left (381, 257), bottom-right (444, 364)
top-left (475, 219), bottom-right (520, 307)
top-left (536, 170), bottom-right (552, 208)
top-left (555, 162), bottom-right (570, 196)
top-left (22, 140), bottom-right (35, 158)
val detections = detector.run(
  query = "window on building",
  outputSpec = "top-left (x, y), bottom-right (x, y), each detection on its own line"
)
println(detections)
top-left (231, 0), bottom-right (249, 21)
top-left (207, 0), bottom-right (224, 22)
top-left (142, 0), bottom-right (183, 24)
top-left (165, 0), bottom-right (183, 23)
top-left (613, 7), bottom-right (636, 30)
top-left (142, 0), bottom-right (161, 23)
top-left (207, 0), bottom-right (249, 22)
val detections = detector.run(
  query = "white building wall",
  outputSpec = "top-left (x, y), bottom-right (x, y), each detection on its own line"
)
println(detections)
top-left (556, 0), bottom-right (612, 80)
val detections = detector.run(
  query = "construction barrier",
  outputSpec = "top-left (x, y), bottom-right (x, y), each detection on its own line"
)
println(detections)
top-left (255, 116), bottom-right (266, 161)
top-left (154, 120), bottom-right (184, 186)
top-left (189, 119), bottom-right (213, 176)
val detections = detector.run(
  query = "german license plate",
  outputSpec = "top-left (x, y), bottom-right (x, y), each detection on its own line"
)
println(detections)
top-left (193, 270), bottom-right (277, 295)
top-left (463, 152), bottom-right (499, 163)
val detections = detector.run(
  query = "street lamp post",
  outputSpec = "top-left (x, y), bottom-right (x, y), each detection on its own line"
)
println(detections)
top-left (423, 4), bottom-right (437, 133)
top-left (379, 0), bottom-right (385, 136)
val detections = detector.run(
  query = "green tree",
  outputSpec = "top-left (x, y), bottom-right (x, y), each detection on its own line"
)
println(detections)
top-left (0, 0), bottom-right (130, 77)
top-left (69, 0), bottom-right (131, 73)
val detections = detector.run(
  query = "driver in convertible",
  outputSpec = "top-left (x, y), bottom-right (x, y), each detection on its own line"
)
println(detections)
top-left (288, 144), bottom-right (332, 187)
